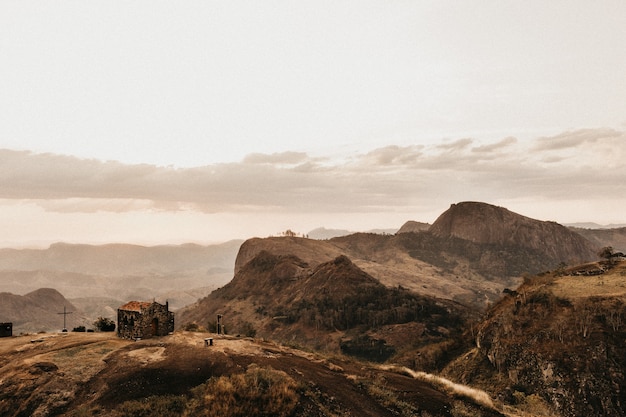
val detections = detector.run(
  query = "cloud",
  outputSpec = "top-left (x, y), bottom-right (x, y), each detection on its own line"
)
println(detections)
top-left (532, 128), bottom-right (623, 151)
top-left (242, 151), bottom-right (309, 165)
top-left (436, 138), bottom-right (473, 151)
top-left (472, 137), bottom-right (517, 153)
top-left (361, 145), bottom-right (423, 166)
top-left (1, 126), bottom-right (625, 219)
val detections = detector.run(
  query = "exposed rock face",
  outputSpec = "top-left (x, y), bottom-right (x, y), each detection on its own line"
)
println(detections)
top-left (429, 202), bottom-right (596, 264)
top-left (443, 261), bottom-right (626, 417)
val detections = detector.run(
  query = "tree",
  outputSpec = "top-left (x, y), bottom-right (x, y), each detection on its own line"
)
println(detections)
top-left (598, 246), bottom-right (614, 260)
top-left (94, 317), bottom-right (116, 332)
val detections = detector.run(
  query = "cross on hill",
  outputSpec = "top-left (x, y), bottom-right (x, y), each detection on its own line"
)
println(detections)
top-left (57, 306), bottom-right (73, 332)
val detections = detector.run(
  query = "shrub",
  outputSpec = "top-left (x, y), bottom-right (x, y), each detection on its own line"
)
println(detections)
top-left (185, 364), bottom-right (299, 417)
top-left (116, 395), bottom-right (186, 417)
top-left (182, 322), bottom-right (203, 332)
top-left (93, 317), bottom-right (116, 332)
top-left (72, 326), bottom-right (86, 332)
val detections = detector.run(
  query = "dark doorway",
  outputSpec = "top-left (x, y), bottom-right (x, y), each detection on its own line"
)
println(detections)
top-left (151, 318), bottom-right (159, 336)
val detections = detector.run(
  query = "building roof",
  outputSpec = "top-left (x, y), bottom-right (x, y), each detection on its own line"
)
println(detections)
top-left (118, 301), bottom-right (153, 312)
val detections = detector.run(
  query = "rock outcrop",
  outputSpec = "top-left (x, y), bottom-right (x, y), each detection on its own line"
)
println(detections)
top-left (430, 202), bottom-right (596, 264)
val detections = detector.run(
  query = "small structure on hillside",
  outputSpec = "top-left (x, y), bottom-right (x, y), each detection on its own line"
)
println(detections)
top-left (0, 322), bottom-right (12, 337)
top-left (117, 301), bottom-right (174, 340)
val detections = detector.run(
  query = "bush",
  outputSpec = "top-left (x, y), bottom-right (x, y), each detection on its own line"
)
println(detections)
top-left (186, 364), bottom-right (299, 417)
top-left (93, 317), bottom-right (116, 332)
top-left (182, 322), bottom-right (204, 332)
top-left (116, 395), bottom-right (186, 417)
top-left (72, 326), bottom-right (86, 332)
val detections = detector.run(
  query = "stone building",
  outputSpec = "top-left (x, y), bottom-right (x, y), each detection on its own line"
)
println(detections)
top-left (117, 301), bottom-right (174, 340)
top-left (0, 322), bottom-right (12, 337)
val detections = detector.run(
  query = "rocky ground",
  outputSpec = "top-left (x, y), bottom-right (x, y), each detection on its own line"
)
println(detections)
top-left (0, 331), bottom-right (505, 417)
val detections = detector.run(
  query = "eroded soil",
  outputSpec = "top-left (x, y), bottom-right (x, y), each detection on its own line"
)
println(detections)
top-left (0, 332), bottom-right (503, 417)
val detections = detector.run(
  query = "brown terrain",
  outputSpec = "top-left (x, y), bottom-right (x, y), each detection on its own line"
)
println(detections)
top-left (0, 241), bottom-right (242, 333)
top-left (3, 201), bottom-right (626, 416)
top-left (0, 331), bottom-right (504, 417)
top-left (0, 288), bottom-right (79, 333)
top-left (231, 202), bottom-right (597, 310)
top-left (443, 258), bottom-right (626, 417)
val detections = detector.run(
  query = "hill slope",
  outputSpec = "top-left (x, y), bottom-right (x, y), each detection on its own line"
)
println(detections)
top-left (0, 332), bottom-right (505, 417)
top-left (232, 203), bottom-right (599, 310)
top-left (570, 226), bottom-right (626, 253)
top-left (442, 259), bottom-right (626, 417)
top-left (178, 251), bottom-right (471, 364)
top-left (0, 288), bottom-right (80, 333)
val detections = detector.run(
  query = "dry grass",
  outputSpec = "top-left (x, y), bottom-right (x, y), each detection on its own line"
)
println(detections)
top-left (552, 261), bottom-right (626, 299)
top-left (183, 364), bottom-right (299, 417)
top-left (380, 365), bottom-right (496, 410)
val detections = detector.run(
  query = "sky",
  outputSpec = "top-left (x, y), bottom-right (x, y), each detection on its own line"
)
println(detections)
top-left (1, 1), bottom-right (626, 247)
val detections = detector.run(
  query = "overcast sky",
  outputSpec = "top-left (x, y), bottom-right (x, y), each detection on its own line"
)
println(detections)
top-left (1, 1), bottom-right (625, 247)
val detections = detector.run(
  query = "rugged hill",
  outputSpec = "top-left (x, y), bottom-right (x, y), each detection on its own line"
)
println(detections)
top-left (429, 202), bottom-right (596, 263)
top-left (442, 259), bottom-right (626, 417)
top-left (0, 332), bottom-right (506, 417)
top-left (232, 203), bottom-right (600, 310)
top-left (178, 251), bottom-right (471, 364)
top-left (0, 288), bottom-right (80, 333)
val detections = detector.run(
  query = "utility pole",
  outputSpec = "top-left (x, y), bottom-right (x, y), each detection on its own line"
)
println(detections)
top-left (57, 306), bottom-right (73, 332)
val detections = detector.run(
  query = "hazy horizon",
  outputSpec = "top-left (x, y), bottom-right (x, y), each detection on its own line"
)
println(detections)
top-left (2, 2), bottom-right (625, 247)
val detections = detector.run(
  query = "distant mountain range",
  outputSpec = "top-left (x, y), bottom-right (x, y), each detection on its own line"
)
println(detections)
top-left (565, 222), bottom-right (626, 229)
top-left (0, 240), bottom-right (242, 332)
top-left (307, 227), bottom-right (398, 239)
top-left (3, 201), bottom-right (626, 337)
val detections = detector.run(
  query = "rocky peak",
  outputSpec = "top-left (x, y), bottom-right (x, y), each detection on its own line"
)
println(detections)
top-left (429, 202), bottom-right (596, 264)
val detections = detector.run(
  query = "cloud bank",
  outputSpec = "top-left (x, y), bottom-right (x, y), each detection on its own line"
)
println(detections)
top-left (2, 128), bottom-right (625, 221)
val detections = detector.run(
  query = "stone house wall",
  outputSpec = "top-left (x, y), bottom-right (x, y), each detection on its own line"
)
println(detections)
top-left (117, 301), bottom-right (174, 340)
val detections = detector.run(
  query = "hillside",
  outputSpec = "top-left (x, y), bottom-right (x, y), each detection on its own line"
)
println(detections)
top-left (570, 226), bottom-right (626, 253)
top-left (178, 252), bottom-right (471, 364)
top-left (442, 259), bottom-right (626, 417)
top-left (231, 203), bottom-right (599, 310)
top-left (0, 331), bottom-right (505, 417)
top-left (0, 288), bottom-right (80, 333)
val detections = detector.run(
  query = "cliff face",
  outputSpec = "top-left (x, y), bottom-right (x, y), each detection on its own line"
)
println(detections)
top-left (430, 202), bottom-right (597, 264)
top-left (443, 260), bottom-right (626, 417)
